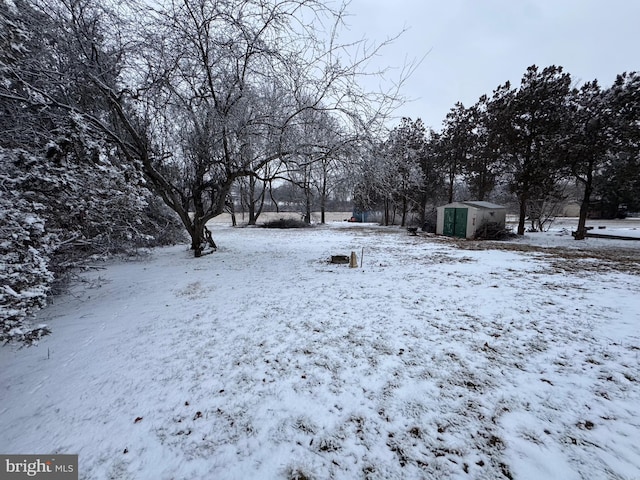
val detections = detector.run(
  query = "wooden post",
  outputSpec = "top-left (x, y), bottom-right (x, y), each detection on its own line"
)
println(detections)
top-left (349, 251), bottom-right (358, 268)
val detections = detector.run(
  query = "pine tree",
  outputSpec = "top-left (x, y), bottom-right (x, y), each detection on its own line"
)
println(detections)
top-left (597, 72), bottom-right (640, 216)
top-left (488, 65), bottom-right (572, 234)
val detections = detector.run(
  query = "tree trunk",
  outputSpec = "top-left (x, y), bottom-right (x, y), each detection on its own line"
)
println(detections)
top-left (477, 169), bottom-right (486, 201)
top-left (448, 166), bottom-right (455, 203)
top-left (268, 180), bottom-right (280, 214)
top-left (189, 217), bottom-right (217, 257)
top-left (245, 175), bottom-right (266, 226)
top-left (517, 194), bottom-right (527, 235)
top-left (304, 188), bottom-right (312, 224)
top-left (574, 178), bottom-right (593, 241)
top-left (189, 221), bottom-right (203, 257)
top-left (225, 196), bottom-right (237, 227)
top-left (384, 198), bottom-right (390, 226)
top-left (401, 196), bottom-right (407, 227)
top-left (248, 177), bottom-right (257, 225)
top-left (254, 186), bottom-right (265, 224)
top-left (320, 173), bottom-right (327, 224)
top-left (419, 200), bottom-right (427, 227)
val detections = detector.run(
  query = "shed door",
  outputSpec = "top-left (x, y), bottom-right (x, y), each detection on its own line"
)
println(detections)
top-left (443, 207), bottom-right (467, 238)
top-left (443, 208), bottom-right (456, 236)
top-left (454, 208), bottom-right (467, 238)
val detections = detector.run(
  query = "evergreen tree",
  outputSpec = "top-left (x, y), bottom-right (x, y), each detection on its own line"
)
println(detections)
top-left (488, 65), bottom-right (572, 234)
top-left (562, 81), bottom-right (610, 238)
top-left (596, 72), bottom-right (640, 216)
top-left (438, 103), bottom-right (476, 203)
top-left (464, 96), bottom-right (499, 201)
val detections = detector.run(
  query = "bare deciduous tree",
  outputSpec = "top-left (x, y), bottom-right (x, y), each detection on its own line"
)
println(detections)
top-left (1, 0), bottom-right (407, 256)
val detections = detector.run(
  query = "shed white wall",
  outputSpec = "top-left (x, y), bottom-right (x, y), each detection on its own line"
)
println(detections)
top-left (464, 207), bottom-right (479, 239)
top-left (474, 208), bottom-right (506, 232)
top-left (436, 205), bottom-right (445, 234)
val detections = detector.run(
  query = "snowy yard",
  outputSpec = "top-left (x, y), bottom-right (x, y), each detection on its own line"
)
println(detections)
top-left (1, 220), bottom-right (640, 480)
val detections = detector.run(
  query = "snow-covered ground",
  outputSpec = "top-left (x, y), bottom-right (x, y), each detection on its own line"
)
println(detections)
top-left (1, 218), bottom-right (639, 480)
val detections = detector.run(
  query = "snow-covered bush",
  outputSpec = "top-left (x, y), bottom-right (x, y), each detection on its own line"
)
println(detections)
top-left (0, 1), bottom-right (184, 344)
top-left (0, 142), bottom-right (185, 345)
top-left (40, 134), bottom-right (184, 282)
top-left (0, 150), bottom-right (54, 344)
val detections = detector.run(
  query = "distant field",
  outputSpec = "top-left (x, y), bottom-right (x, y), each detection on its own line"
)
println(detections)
top-left (211, 211), bottom-right (640, 234)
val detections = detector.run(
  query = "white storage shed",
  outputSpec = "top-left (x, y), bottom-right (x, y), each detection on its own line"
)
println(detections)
top-left (436, 201), bottom-right (507, 239)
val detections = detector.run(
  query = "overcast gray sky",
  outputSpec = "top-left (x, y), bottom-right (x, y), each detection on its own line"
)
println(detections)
top-left (343, 0), bottom-right (640, 130)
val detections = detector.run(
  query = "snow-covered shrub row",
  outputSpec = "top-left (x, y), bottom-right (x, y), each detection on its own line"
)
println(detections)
top-left (0, 1), bottom-right (184, 344)
top-left (0, 144), bottom-right (184, 345)
top-left (37, 132), bottom-right (185, 284)
top-left (0, 150), bottom-right (54, 344)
